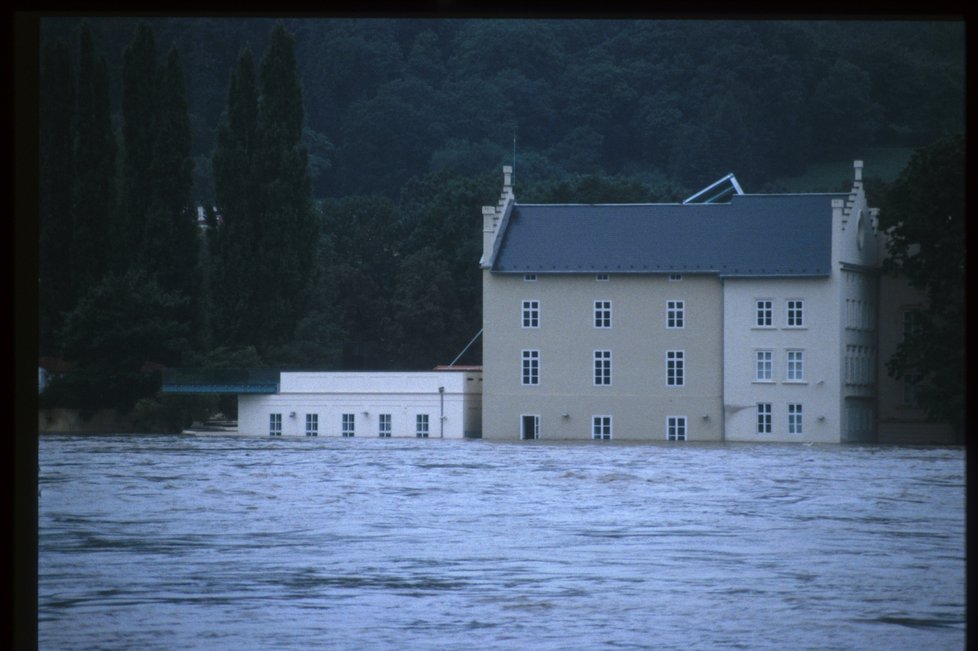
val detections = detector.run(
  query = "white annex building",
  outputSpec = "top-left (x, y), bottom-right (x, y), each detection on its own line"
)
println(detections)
top-left (480, 163), bottom-right (884, 443)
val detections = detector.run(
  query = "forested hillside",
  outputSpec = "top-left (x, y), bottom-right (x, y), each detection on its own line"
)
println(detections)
top-left (37, 17), bottom-right (965, 425)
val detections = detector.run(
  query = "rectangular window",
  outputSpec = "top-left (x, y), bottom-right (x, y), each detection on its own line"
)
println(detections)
top-left (593, 350), bottom-right (612, 386)
top-left (379, 413), bottom-right (392, 437)
top-left (755, 350), bottom-right (773, 381)
top-left (786, 300), bottom-right (804, 327)
top-left (521, 349), bottom-right (540, 385)
top-left (594, 300), bottom-right (612, 328)
top-left (756, 300), bottom-right (773, 327)
top-left (523, 274), bottom-right (537, 282)
top-left (342, 413), bottom-right (355, 437)
top-left (786, 350), bottom-right (804, 381)
top-left (903, 373), bottom-right (923, 407)
top-left (669, 273), bottom-right (683, 281)
top-left (269, 413), bottom-right (282, 436)
top-left (416, 414), bottom-right (430, 438)
top-left (305, 413), bottom-right (318, 437)
top-left (788, 403), bottom-right (803, 434)
top-left (757, 403), bottom-right (772, 434)
top-left (666, 416), bottom-right (687, 441)
top-left (595, 274), bottom-right (609, 281)
top-left (666, 350), bottom-right (685, 386)
top-left (521, 300), bottom-right (540, 328)
top-left (903, 310), bottom-right (922, 341)
top-left (592, 415), bottom-right (612, 440)
top-left (667, 300), bottom-right (685, 329)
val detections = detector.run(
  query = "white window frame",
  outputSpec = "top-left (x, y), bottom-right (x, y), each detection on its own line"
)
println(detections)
top-left (667, 300), bottom-right (685, 329)
top-left (755, 350), bottom-right (773, 382)
top-left (786, 349), bottom-right (805, 382)
top-left (593, 350), bottom-right (612, 386)
top-left (521, 299), bottom-right (540, 329)
top-left (523, 274), bottom-right (537, 282)
top-left (668, 273), bottom-right (683, 281)
top-left (666, 350), bottom-right (685, 387)
top-left (786, 299), bottom-right (805, 328)
top-left (757, 403), bottom-right (772, 435)
top-left (342, 413), bottom-right (355, 437)
top-left (594, 300), bottom-right (612, 328)
top-left (521, 349), bottom-right (540, 386)
top-left (666, 415), bottom-right (687, 441)
top-left (592, 415), bottom-right (612, 440)
top-left (379, 413), bottom-right (392, 437)
top-left (595, 274), bottom-right (610, 282)
top-left (755, 299), bottom-right (774, 327)
top-left (788, 403), bottom-right (803, 434)
top-left (305, 413), bottom-right (318, 437)
top-left (416, 414), bottom-right (430, 438)
top-left (269, 413), bottom-right (282, 436)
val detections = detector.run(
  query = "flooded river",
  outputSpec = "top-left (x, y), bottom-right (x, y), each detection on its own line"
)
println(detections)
top-left (38, 435), bottom-right (965, 650)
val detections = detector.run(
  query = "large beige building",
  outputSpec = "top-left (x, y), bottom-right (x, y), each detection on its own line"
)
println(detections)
top-left (480, 163), bottom-right (888, 442)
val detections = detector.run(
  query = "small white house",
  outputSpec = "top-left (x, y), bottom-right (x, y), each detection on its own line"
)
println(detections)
top-left (237, 367), bottom-right (483, 438)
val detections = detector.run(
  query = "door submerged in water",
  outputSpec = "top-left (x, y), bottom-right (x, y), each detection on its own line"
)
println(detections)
top-left (521, 415), bottom-right (539, 440)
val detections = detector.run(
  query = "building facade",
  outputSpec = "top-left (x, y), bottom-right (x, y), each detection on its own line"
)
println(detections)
top-left (481, 163), bottom-right (882, 442)
top-left (236, 369), bottom-right (482, 438)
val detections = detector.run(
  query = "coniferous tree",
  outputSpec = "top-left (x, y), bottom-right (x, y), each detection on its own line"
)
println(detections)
top-left (71, 23), bottom-right (115, 300)
top-left (211, 48), bottom-right (259, 347)
top-left (251, 24), bottom-right (316, 355)
top-left (121, 22), bottom-right (159, 267)
top-left (142, 46), bottom-right (197, 297)
top-left (39, 39), bottom-right (75, 354)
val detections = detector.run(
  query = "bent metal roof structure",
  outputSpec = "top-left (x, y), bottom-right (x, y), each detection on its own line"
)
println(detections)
top-left (490, 193), bottom-right (846, 278)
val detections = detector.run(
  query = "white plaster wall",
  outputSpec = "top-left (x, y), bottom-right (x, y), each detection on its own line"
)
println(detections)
top-left (238, 371), bottom-right (481, 438)
top-left (723, 276), bottom-right (841, 442)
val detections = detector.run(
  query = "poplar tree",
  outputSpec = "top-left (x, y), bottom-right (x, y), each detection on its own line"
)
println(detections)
top-left (252, 24), bottom-right (316, 352)
top-left (121, 22), bottom-right (159, 267)
top-left (211, 25), bottom-right (316, 355)
top-left (142, 46), bottom-right (197, 298)
top-left (39, 39), bottom-right (75, 354)
top-left (71, 23), bottom-right (115, 300)
top-left (211, 48), bottom-right (259, 346)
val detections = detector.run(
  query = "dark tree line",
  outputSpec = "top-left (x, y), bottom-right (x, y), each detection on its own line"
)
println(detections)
top-left (37, 18), bottom-right (965, 431)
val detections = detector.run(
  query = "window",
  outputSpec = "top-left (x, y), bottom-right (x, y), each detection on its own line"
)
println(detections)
top-left (596, 274), bottom-right (609, 281)
top-left (305, 413), bottom-right (318, 437)
top-left (523, 274), bottom-right (537, 282)
top-left (786, 300), bottom-right (804, 327)
top-left (667, 300), bottom-right (685, 329)
top-left (755, 350), bottom-right (773, 381)
top-left (416, 414), bottom-right (430, 438)
top-left (666, 350), bottom-right (685, 386)
top-left (756, 300), bottom-right (773, 327)
top-left (269, 413), bottom-right (282, 436)
top-left (669, 273), bottom-right (683, 281)
top-left (593, 350), bottom-right (612, 386)
top-left (521, 349), bottom-right (540, 385)
top-left (521, 300), bottom-right (540, 328)
top-left (594, 300), bottom-right (612, 328)
top-left (666, 416), bottom-right (687, 441)
top-left (786, 350), bottom-right (804, 381)
top-left (592, 415), bottom-right (612, 440)
top-left (903, 310), bottom-right (922, 341)
top-left (757, 403), bottom-right (772, 434)
top-left (342, 413), bottom-right (355, 437)
top-left (379, 413), bottom-right (392, 437)
top-left (788, 403), bottom-right (803, 434)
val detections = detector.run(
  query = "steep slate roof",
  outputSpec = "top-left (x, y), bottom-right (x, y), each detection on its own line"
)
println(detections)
top-left (491, 193), bottom-right (844, 277)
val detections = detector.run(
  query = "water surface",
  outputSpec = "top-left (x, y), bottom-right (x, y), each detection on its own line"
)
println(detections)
top-left (39, 435), bottom-right (965, 650)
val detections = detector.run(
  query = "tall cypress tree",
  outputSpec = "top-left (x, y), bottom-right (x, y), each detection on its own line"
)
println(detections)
top-left (252, 24), bottom-right (316, 353)
top-left (142, 46), bottom-right (197, 297)
top-left (211, 48), bottom-right (260, 346)
top-left (121, 22), bottom-right (159, 267)
top-left (39, 39), bottom-right (75, 355)
top-left (71, 23), bottom-right (115, 300)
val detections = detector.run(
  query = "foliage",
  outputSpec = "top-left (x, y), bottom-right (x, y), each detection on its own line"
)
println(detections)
top-left (878, 134), bottom-right (965, 433)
